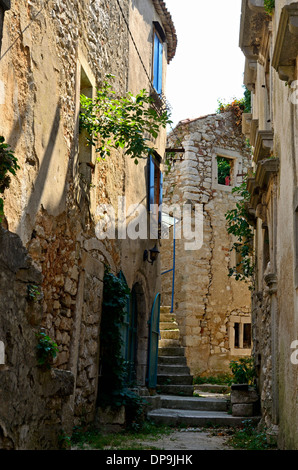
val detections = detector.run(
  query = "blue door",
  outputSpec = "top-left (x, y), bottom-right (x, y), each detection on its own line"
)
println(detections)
top-left (146, 293), bottom-right (161, 389)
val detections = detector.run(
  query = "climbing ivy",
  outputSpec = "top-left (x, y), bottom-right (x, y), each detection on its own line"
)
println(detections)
top-left (79, 74), bottom-right (171, 165)
top-left (225, 180), bottom-right (254, 283)
top-left (0, 136), bottom-right (19, 223)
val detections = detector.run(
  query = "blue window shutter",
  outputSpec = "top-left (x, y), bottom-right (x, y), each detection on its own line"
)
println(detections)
top-left (153, 33), bottom-right (163, 95)
top-left (148, 155), bottom-right (155, 211)
top-left (157, 39), bottom-right (163, 94)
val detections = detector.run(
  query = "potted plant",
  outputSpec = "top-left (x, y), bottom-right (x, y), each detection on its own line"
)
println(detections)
top-left (229, 358), bottom-right (260, 417)
top-left (229, 357), bottom-right (256, 390)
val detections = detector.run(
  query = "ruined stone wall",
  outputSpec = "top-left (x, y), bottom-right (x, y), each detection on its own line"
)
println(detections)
top-left (161, 110), bottom-right (252, 377)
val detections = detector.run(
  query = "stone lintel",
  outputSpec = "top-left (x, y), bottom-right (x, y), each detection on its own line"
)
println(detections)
top-left (272, 3), bottom-right (298, 82)
top-left (253, 130), bottom-right (274, 164)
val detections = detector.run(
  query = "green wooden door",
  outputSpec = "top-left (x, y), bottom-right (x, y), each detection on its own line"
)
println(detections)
top-left (118, 272), bottom-right (138, 385)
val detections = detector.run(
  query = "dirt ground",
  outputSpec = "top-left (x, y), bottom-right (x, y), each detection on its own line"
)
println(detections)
top-left (132, 428), bottom-right (234, 451)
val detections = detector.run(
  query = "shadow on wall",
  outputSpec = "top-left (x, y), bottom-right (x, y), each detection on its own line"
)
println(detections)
top-left (15, 103), bottom-right (69, 240)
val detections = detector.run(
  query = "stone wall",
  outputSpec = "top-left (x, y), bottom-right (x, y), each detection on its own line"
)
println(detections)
top-left (239, 0), bottom-right (298, 449)
top-left (0, 0), bottom-right (176, 445)
top-left (0, 227), bottom-right (74, 449)
top-left (161, 110), bottom-right (252, 377)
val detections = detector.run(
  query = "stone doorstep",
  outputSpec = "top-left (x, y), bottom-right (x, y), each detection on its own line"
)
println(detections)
top-left (147, 408), bottom-right (261, 428)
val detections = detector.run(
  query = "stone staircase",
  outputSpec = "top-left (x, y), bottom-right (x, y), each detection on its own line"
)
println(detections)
top-left (146, 306), bottom-right (261, 428)
top-left (156, 306), bottom-right (194, 397)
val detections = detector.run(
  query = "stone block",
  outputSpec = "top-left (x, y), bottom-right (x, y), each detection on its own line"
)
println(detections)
top-left (232, 403), bottom-right (254, 417)
top-left (230, 388), bottom-right (259, 404)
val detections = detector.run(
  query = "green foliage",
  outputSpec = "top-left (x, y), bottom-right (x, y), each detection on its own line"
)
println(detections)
top-left (79, 74), bottom-right (171, 165)
top-left (229, 357), bottom-right (256, 385)
top-left (0, 136), bottom-right (20, 223)
top-left (225, 180), bottom-right (254, 282)
top-left (27, 284), bottom-right (42, 302)
top-left (227, 419), bottom-right (277, 450)
top-left (216, 87), bottom-right (251, 126)
top-left (217, 157), bottom-right (231, 185)
top-left (264, 0), bottom-right (275, 15)
top-left (193, 373), bottom-right (232, 386)
top-left (99, 269), bottom-right (146, 425)
top-left (35, 331), bottom-right (59, 369)
top-left (243, 86), bottom-right (252, 113)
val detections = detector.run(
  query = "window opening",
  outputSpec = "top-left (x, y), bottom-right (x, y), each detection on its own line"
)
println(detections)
top-left (217, 156), bottom-right (233, 186)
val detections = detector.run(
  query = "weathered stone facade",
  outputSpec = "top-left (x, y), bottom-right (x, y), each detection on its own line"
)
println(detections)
top-left (0, 227), bottom-right (74, 449)
top-left (0, 0), bottom-right (177, 449)
top-left (239, 0), bottom-right (298, 450)
top-left (161, 110), bottom-right (252, 377)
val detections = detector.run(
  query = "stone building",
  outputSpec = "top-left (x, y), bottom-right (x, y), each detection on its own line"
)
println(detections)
top-left (0, 0), bottom-right (176, 449)
top-left (161, 109), bottom-right (252, 377)
top-left (239, 0), bottom-right (298, 449)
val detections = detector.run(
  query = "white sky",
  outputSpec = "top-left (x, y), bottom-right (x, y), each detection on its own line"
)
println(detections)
top-left (166, 0), bottom-right (245, 128)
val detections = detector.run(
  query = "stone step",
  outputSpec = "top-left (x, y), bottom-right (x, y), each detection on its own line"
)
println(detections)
top-left (147, 408), bottom-right (261, 427)
top-left (156, 384), bottom-right (194, 396)
top-left (160, 313), bottom-right (177, 323)
top-left (157, 364), bottom-right (191, 375)
top-left (160, 306), bottom-right (171, 314)
top-left (158, 347), bottom-right (185, 357)
top-left (157, 373), bottom-right (193, 386)
top-left (160, 395), bottom-right (229, 412)
top-left (159, 338), bottom-right (181, 348)
top-left (158, 355), bottom-right (187, 366)
top-left (160, 329), bottom-right (180, 340)
top-left (160, 321), bottom-right (178, 329)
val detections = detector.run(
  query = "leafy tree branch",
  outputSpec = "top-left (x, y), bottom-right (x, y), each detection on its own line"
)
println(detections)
top-left (79, 74), bottom-right (172, 165)
top-left (225, 180), bottom-right (254, 283)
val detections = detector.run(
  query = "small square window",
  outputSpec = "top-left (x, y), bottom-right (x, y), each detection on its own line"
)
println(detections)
top-left (217, 156), bottom-right (233, 186)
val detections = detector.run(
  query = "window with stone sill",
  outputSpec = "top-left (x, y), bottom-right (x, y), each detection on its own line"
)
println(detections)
top-left (229, 315), bottom-right (252, 355)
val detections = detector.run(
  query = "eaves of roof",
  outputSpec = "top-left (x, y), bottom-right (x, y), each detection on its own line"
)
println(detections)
top-left (152, 0), bottom-right (177, 63)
